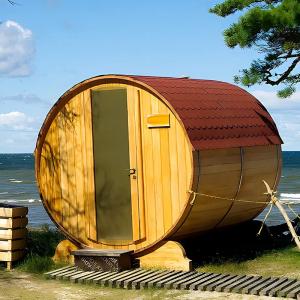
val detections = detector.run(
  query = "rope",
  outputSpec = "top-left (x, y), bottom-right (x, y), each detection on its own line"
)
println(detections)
top-left (257, 203), bottom-right (273, 236)
top-left (188, 186), bottom-right (300, 245)
top-left (287, 204), bottom-right (300, 221)
top-left (188, 190), bottom-right (271, 205)
top-left (188, 191), bottom-right (300, 206)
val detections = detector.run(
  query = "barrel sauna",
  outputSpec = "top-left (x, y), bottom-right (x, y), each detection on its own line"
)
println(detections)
top-left (35, 75), bottom-right (282, 258)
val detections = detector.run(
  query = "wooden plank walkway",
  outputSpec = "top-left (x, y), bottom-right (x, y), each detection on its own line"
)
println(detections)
top-left (45, 266), bottom-right (300, 299)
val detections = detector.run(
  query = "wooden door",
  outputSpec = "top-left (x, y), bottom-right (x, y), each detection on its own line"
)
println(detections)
top-left (91, 87), bottom-right (145, 243)
top-left (92, 89), bottom-right (133, 242)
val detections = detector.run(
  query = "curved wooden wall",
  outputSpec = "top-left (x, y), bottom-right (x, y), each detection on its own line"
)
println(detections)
top-left (173, 145), bottom-right (281, 238)
top-left (37, 82), bottom-right (193, 254)
top-left (36, 77), bottom-right (281, 255)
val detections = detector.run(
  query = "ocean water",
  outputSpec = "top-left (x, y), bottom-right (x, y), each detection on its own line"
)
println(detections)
top-left (0, 152), bottom-right (299, 228)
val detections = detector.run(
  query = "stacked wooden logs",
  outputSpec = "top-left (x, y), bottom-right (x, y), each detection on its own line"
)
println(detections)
top-left (0, 204), bottom-right (28, 270)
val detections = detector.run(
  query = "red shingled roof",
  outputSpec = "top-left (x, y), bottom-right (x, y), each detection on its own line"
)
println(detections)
top-left (127, 75), bottom-right (283, 150)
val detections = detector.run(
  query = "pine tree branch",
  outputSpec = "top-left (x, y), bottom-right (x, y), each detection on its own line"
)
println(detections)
top-left (264, 56), bottom-right (300, 85)
top-left (277, 53), bottom-right (300, 59)
top-left (7, 0), bottom-right (19, 5)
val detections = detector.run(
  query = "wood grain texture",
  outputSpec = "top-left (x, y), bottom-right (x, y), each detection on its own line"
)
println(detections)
top-left (0, 217), bottom-right (27, 229)
top-left (0, 239), bottom-right (26, 251)
top-left (218, 145), bottom-right (279, 227)
top-left (36, 79), bottom-right (279, 256)
top-left (127, 86), bottom-right (140, 242)
top-left (37, 82), bottom-right (193, 253)
top-left (174, 145), bottom-right (280, 237)
top-left (83, 89), bottom-right (97, 241)
top-left (174, 148), bottom-right (241, 236)
top-left (0, 207), bottom-right (28, 218)
top-left (0, 228), bottom-right (27, 240)
top-left (139, 241), bottom-right (192, 271)
top-left (0, 250), bottom-right (25, 262)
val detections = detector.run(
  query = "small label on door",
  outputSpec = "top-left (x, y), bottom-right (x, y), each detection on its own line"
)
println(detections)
top-left (147, 114), bottom-right (170, 128)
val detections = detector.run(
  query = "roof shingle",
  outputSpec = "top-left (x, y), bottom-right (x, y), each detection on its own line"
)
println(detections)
top-left (129, 75), bottom-right (283, 150)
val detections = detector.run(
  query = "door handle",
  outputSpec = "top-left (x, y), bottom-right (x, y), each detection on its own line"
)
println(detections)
top-left (124, 168), bottom-right (136, 176)
top-left (129, 168), bottom-right (136, 175)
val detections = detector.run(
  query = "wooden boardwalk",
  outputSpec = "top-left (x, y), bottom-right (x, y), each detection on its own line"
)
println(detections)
top-left (45, 266), bottom-right (300, 299)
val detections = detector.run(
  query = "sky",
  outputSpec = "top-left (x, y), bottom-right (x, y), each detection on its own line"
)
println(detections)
top-left (0, 0), bottom-right (299, 153)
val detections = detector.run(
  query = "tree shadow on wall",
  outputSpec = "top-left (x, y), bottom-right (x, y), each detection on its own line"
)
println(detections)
top-left (40, 105), bottom-right (90, 241)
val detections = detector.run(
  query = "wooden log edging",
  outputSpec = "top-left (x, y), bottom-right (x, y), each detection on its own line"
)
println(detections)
top-left (45, 267), bottom-right (300, 298)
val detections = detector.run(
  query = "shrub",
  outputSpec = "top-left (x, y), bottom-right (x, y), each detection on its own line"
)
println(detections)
top-left (18, 255), bottom-right (54, 274)
top-left (26, 224), bottom-right (64, 257)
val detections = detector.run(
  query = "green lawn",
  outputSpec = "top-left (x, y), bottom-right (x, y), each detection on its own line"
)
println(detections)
top-left (197, 246), bottom-right (300, 279)
top-left (11, 224), bottom-right (300, 282)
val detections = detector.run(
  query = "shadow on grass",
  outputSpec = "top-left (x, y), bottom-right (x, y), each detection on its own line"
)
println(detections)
top-left (180, 220), bottom-right (298, 269)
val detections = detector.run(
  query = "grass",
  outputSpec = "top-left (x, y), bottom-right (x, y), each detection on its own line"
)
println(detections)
top-left (14, 224), bottom-right (65, 274)
top-left (0, 270), bottom-right (193, 300)
top-left (6, 220), bottom-right (300, 280)
top-left (178, 220), bottom-right (300, 279)
top-left (197, 246), bottom-right (300, 279)
top-left (0, 221), bottom-right (298, 300)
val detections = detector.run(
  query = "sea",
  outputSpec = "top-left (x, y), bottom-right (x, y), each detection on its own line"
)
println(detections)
top-left (0, 152), bottom-right (299, 229)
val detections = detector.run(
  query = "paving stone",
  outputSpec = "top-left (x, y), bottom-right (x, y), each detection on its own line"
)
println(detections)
top-left (140, 270), bottom-right (173, 289)
top-left (92, 271), bottom-right (122, 286)
top-left (62, 270), bottom-right (83, 280)
top-left (123, 270), bottom-right (156, 289)
top-left (194, 274), bottom-right (228, 291)
top-left (235, 277), bottom-right (262, 294)
top-left (52, 267), bottom-right (78, 279)
top-left (92, 272), bottom-right (118, 285)
top-left (189, 274), bottom-right (221, 290)
top-left (278, 281), bottom-right (300, 298)
top-left (105, 270), bottom-right (135, 287)
top-left (45, 266), bottom-right (300, 299)
top-left (215, 275), bottom-right (246, 292)
top-left (45, 266), bottom-right (74, 277)
top-left (79, 271), bottom-right (108, 284)
top-left (173, 272), bottom-right (204, 289)
top-left (69, 271), bottom-right (94, 283)
top-left (116, 270), bottom-right (149, 288)
top-left (223, 276), bottom-right (255, 293)
top-left (286, 285), bottom-right (300, 299)
top-left (267, 278), bottom-right (297, 297)
top-left (206, 274), bottom-right (237, 292)
top-left (155, 272), bottom-right (185, 289)
top-left (180, 273), bottom-right (214, 290)
top-left (250, 277), bottom-right (279, 295)
top-left (46, 267), bottom-right (76, 279)
top-left (147, 271), bottom-right (178, 288)
top-left (131, 270), bottom-right (165, 289)
top-left (259, 277), bottom-right (288, 296)
top-left (163, 272), bottom-right (195, 289)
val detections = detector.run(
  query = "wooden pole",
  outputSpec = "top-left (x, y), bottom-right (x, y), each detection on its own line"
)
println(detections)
top-left (263, 180), bottom-right (300, 251)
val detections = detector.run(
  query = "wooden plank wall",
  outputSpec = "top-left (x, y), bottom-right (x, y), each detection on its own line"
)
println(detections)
top-left (38, 81), bottom-right (280, 251)
top-left (135, 87), bottom-right (193, 249)
top-left (173, 145), bottom-right (280, 237)
top-left (218, 145), bottom-right (280, 227)
top-left (38, 83), bottom-right (193, 252)
top-left (39, 92), bottom-right (96, 245)
top-left (174, 148), bottom-right (242, 236)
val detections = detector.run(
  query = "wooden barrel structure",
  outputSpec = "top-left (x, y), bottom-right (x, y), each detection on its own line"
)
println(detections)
top-left (35, 75), bottom-right (282, 257)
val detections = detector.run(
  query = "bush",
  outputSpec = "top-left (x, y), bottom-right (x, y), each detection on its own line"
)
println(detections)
top-left (16, 225), bottom-right (65, 274)
top-left (18, 255), bottom-right (54, 274)
top-left (27, 224), bottom-right (64, 257)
